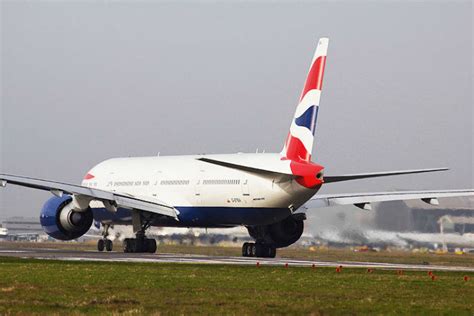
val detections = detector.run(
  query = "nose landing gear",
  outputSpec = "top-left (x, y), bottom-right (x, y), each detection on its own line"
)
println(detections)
top-left (98, 238), bottom-right (113, 252)
top-left (97, 223), bottom-right (113, 252)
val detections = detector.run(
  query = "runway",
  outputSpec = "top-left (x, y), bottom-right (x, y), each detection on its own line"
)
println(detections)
top-left (0, 247), bottom-right (473, 272)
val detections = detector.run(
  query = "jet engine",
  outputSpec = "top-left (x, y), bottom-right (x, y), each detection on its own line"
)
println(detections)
top-left (247, 215), bottom-right (304, 248)
top-left (40, 195), bottom-right (93, 240)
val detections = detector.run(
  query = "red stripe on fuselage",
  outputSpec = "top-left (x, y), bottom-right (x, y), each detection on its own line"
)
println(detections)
top-left (84, 173), bottom-right (95, 180)
top-left (299, 56), bottom-right (326, 101)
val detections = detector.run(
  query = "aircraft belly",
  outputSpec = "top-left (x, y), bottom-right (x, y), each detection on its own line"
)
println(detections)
top-left (174, 206), bottom-right (291, 226)
top-left (91, 206), bottom-right (291, 227)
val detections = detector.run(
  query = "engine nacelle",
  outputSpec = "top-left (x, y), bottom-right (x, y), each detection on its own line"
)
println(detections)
top-left (248, 216), bottom-right (304, 248)
top-left (40, 195), bottom-right (93, 240)
top-left (268, 216), bottom-right (304, 248)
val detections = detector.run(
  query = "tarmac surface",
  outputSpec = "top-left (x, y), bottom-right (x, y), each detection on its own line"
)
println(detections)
top-left (0, 247), bottom-right (474, 272)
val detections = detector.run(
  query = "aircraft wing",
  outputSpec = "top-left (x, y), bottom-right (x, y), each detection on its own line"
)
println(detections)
top-left (0, 174), bottom-right (178, 219)
top-left (306, 189), bottom-right (474, 210)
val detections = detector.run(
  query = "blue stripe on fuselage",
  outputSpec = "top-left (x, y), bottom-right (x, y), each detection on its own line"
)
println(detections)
top-left (92, 206), bottom-right (291, 227)
top-left (176, 206), bottom-right (290, 226)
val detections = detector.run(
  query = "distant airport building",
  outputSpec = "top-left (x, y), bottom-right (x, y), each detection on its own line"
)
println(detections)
top-left (0, 224), bottom-right (8, 238)
top-left (374, 197), bottom-right (474, 233)
top-left (2, 217), bottom-right (43, 239)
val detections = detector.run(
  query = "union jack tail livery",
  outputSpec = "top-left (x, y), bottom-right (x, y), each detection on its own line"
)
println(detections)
top-left (283, 37), bottom-right (329, 162)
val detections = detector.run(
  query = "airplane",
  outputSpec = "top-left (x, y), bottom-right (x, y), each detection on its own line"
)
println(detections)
top-left (1, 37), bottom-right (473, 258)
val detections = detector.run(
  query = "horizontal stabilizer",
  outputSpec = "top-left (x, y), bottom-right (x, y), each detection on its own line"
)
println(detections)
top-left (324, 168), bottom-right (449, 183)
top-left (306, 189), bottom-right (474, 210)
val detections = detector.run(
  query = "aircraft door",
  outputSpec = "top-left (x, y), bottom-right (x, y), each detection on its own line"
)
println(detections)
top-left (194, 180), bottom-right (202, 205)
top-left (241, 179), bottom-right (250, 197)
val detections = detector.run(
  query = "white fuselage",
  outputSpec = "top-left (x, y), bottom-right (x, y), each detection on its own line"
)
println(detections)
top-left (82, 153), bottom-right (318, 227)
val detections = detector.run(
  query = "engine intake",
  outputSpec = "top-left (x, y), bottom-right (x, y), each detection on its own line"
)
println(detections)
top-left (40, 195), bottom-right (93, 240)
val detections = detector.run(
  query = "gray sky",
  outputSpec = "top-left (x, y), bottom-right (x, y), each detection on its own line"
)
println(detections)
top-left (1, 0), bottom-right (472, 219)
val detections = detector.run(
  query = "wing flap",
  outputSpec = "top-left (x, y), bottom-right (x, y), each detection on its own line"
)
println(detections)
top-left (0, 174), bottom-right (178, 219)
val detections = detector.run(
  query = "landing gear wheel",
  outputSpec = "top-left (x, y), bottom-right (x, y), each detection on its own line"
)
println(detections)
top-left (268, 246), bottom-right (276, 258)
top-left (146, 239), bottom-right (157, 253)
top-left (123, 238), bottom-right (156, 253)
top-left (105, 239), bottom-right (113, 252)
top-left (250, 243), bottom-right (257, 257)
top-left (242, 242), bottom-right (249, 257)
top-left (255, 243), bottom-right (265, 257)
top-left (261, 244), bottom-right (276, 258)
top-left (241, 242), bottom-right (276, 258)
top-left (123, 238), bottom-right (132, 253)
top-left (260, 244), bottom-right (276, 258)
top-left (243, 242), bottom-right (257, 257)
top-left (245, 243), bottom-right (253, 257)
top-left (97, 239), bottom-right (105, 252)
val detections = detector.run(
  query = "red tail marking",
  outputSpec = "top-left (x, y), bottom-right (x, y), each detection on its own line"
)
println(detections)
top-left (300, 56), bottom-right (326, 101)
top-left (285, 134), bottom-right (311, 162)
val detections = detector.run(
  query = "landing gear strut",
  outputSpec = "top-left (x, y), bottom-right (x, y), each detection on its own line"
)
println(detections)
top-left (97, 223), bottom-right (113, 252)
top-left (123, 211), bottom-right (157, 253)
top-left (242, 242), bottom-right (276, 258)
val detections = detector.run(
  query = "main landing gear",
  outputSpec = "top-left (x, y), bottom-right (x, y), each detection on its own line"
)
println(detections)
top-left (97, 223), bottom-right (113, 252)
top-left (242, 242), bottom-right (276, 258)
top-left (123, 232), bottom-right (157, 253)
top-left (123, 211), bottom-right (157, 253)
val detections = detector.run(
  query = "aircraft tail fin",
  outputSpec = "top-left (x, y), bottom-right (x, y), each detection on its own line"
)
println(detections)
top-left (282, 38), bottom-right (328, 162)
